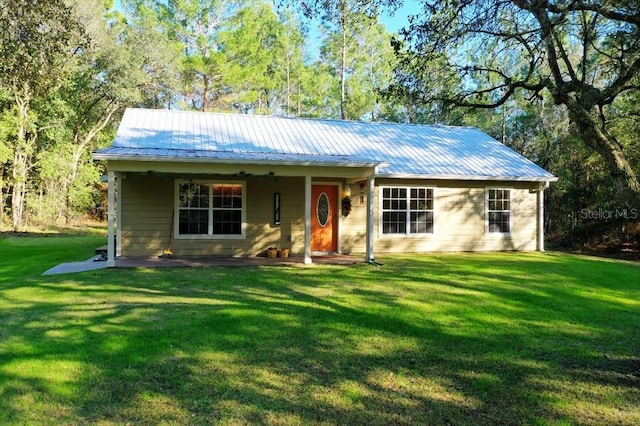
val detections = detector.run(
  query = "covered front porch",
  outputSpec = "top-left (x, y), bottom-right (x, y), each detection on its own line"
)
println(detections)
top-left (102, 159), bottom-right (382, 268)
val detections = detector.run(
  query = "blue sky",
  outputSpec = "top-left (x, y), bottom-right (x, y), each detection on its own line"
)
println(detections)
top-left (380, 0), bottom-right (420, 34)
top-left (113, 0), bottom-right (420, 34)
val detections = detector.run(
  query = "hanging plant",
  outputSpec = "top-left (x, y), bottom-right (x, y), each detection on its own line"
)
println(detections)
top-left (342, 197), bottom-right (352, 217)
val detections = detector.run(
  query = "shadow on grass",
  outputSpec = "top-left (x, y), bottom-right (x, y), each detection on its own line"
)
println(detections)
top-left (0, 252), bottom-right (639, 424)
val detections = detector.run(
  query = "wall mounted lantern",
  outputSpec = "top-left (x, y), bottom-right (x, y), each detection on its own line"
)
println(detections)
top-left (343, 183), bottom-right (352, 198)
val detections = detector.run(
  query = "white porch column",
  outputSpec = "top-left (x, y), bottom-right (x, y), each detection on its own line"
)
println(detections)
top-left (536, 182), bottom-right (548, 252)
top-left (304, 175), bottom-right (312, 264)
top-left (107, 170), bottom-right (116, 267)
top-left (365, 174), bottom-right (375, 263)
top-left (116, 173), bottom-right (122, 257)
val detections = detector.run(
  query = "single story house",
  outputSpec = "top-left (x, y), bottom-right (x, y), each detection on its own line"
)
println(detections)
top-left (93, 108), bottom-right (557, 266)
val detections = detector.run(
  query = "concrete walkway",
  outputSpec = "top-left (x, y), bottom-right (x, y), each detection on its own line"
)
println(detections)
top-left (42, 257), bottom-right (109, 275)
top-left (42, 254), bottom-right (365, 275)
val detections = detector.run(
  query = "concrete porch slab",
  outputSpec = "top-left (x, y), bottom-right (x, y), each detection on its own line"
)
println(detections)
top-left (42, 254), bottom-right (365, 275)
top-left (114, 254), bottom-right (365, 268)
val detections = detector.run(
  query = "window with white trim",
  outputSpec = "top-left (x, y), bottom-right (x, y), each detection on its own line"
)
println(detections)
top-left (487, 188), bottom-right (511, 233)
top-left (177, 182), bottom-right (244, 237)
top-left (381, 187), bottom-right (434, 235)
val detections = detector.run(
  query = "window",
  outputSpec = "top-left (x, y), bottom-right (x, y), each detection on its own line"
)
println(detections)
top-left (487, 189), bottom-right (511, 233)
top-left (177, 182), bottom-right (244, 237)
top-left (381, 187), bottom-right (434, 235)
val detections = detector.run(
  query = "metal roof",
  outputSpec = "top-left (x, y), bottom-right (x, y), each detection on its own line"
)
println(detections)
top-left (94, 108), bottom-right (557, 182)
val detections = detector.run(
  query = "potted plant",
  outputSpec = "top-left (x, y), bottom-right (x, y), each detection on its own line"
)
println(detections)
top-left (277, 248), bottom-right (289, 258)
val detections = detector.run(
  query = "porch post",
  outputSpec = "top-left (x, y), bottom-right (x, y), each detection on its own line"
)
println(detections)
top-left (365, 173), bottom-right (375, 263)
top-left (107, 170), bottom-right (116, 267)
top-left (304, 175), bottom-right (312, 264)
top-left (536, 182), bottom-right (548, 252)
top-left (116, 173), bottom-right (122, 257)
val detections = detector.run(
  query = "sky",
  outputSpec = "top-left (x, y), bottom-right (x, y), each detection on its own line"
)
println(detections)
top-left (113, 0), bottom-right (421, 34)
top-left (380, 0), bottom-right (421, 34)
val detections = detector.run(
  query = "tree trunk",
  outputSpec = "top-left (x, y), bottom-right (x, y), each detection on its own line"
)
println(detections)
top-left (285, 54), bottom-right (291, 116)
top-left (340, 21), bottom-right (347, 120)
top-left (0, 164), bottom-right (4, 222)
top-left (565, 97), bottom-right (640, 197)
top-left (11, 87), bottom-right (32, 228)
top-left (11, 152), bottom-right (28, 229)
top-left (64, 103), bottom-right (120, 224)
top-left (202, 74), bottom-right (210, 111)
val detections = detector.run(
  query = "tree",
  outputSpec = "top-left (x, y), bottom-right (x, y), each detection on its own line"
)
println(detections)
top-left (46, 0), bottom-right (180, 223)
top-left (321, 16), bottom-right (395, 120)
top-left (278, 8), bottom-right (307, 116)
top-left (0, 0), bottom-right (86, 227)
top-left (395, 0), bottom-right (640, 196)
top-left (142, 0), bottom-right (244, 111)
top-left (0, 0), bottom-right (180, 226)
top-left (217, 1), bottom-right (289, 114)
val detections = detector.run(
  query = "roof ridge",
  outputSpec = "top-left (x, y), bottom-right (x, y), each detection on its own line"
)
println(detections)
top-left (124, 107), bottom-right (475, 130)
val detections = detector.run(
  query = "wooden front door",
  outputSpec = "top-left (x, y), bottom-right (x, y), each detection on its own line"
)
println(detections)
top-left (311, 184), bottom-right (338, 252)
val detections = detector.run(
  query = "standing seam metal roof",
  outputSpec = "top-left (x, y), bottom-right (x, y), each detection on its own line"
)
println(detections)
top-left (94, 108), bottom-right (556, 181)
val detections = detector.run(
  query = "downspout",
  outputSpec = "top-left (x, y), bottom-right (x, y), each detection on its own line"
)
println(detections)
top-left (537, 181), bottom-right (549, 252)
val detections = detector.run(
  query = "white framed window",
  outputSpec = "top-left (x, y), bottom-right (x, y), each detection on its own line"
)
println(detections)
top-left (487, 188), bottom-right (511, 234)
top-left (380, 186), bottom-right (435, 235)
top-left (176, 181), bottom-right (245, 238)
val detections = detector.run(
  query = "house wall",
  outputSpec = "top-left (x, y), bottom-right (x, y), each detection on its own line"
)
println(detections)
top-left (119, 174), bottom-right (173, 257)
top-left (119, 173), bottom-right (308, 257)
top-left (340, 178), bottom-right (539, 253)
top-left (119, 173), bottom-right (540, 257)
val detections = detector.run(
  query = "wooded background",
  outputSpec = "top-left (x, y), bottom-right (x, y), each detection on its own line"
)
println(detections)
top-left (1, 0), bottom-right (638, 251)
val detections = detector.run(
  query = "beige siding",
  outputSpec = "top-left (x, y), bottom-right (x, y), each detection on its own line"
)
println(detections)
top-left (120, 174), bottom-right (173, 256)
top-left (340, 183), bottom-right (369, 253)
top-left (119, 172), bottom-right (540, 257)
top-left (363, 179), bottom-right (539, 253)
top-left (120, 173), bottom-right (307, 257)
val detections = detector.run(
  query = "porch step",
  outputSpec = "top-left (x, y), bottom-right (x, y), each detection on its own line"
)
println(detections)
top-left (95, 244), bottom-right (108, 261)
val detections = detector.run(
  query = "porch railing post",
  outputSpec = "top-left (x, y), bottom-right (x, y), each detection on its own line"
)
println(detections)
top-left (365, 173), bottom-right (375, 263)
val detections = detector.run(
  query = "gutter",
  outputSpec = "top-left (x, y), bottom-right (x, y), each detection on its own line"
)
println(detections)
top-left (92, 152), bottom-right (387, 169)
top-left (377, 173), bottom-right (559, 183)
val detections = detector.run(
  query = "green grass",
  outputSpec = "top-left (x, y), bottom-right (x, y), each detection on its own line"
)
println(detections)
top-left (1, 235), bottom-right (639, 425)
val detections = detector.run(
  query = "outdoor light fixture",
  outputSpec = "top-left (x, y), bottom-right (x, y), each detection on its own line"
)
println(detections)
top-left (343, 183), bottom-right (352, 198)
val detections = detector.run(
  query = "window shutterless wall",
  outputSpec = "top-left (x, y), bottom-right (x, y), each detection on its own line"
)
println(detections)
top-left (371, 179), bottom-right (538, 252)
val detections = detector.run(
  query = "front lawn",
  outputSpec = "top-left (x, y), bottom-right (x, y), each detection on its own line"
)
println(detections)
top-left (0, 235), bottom-right (638, 424)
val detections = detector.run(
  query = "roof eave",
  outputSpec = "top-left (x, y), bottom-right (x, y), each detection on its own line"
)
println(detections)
top-left (378, 173), bottom-right (558, 183)
top-left (92, 152), bottom-right (383, 169)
